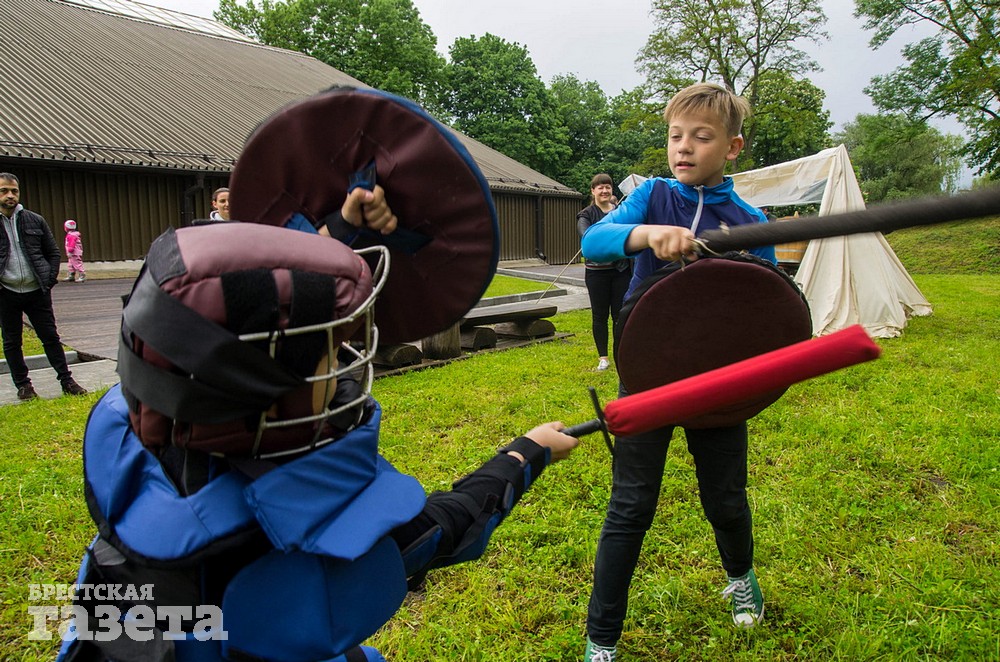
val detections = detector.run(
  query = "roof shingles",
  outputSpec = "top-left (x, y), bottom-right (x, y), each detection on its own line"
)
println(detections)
top-left (5, 0), bottom-right (577, 196)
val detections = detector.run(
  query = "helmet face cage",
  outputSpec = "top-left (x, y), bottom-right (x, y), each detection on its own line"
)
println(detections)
top-left (240, 245), bottom-right (390, 459)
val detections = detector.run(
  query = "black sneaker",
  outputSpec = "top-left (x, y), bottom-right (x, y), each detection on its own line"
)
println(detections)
top-left (61, 379), bottom-right (88, 396)
top-left (17, 384), bottom-right (39, 400)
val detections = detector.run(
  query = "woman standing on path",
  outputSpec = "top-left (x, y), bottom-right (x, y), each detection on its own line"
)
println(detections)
top-left (576, 174), bottom-right (631, 371)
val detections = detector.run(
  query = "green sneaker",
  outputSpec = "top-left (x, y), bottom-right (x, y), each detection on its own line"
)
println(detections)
top-left (723, 568), bottom-right (764, 628)
top-left (584, 635), bottom-right (617, 661)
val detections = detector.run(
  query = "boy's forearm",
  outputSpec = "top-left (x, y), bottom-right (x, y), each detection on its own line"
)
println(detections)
top-left (581, 222), bottom-right (635, 263)
top-left (623, 225), bottom-right (650, 253)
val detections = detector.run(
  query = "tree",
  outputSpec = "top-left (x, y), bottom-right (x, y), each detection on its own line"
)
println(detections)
top-left (856, 0), bottom-right (999, 177)
top-left (549, 75), bottom-right (611, 171)
top-left (441, 34), bottom-right (570, 179)
top-left (605, 88), bottom-right (671, 183)
top-left (548, 77), bottom-right (670, 195)
top-left (751, 71), bottom-right (832, 168)
top-left (215, 0), bottom-right (446, 112)
top-left (638, 0), bottom-right (827, 165)
top-left (834, 113), bottom-right (964, 201)
top-left (549, 74), bottom-right (624, 193)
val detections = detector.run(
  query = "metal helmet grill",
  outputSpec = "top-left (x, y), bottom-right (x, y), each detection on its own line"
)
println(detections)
top-left (239, 245), bottom-right (389, 458)
top-left (117, 223), bottom-right (389, 459)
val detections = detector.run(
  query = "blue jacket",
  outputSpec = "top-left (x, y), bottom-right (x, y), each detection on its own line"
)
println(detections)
top-left (581, 177), bottom-right (775, 300)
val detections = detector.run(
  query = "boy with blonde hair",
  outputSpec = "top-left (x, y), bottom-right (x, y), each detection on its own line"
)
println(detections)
top-left (580, 83), bottom-right (775, 660)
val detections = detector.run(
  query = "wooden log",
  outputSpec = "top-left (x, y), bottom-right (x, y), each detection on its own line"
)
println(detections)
top-left (494, 319), bottom-right (556, 339)
top-left (422, 323), bottom-right (462, 359)
top-left (460, 326), bottom-right (497, 351)
top-left (373, 343), bottom-right (423, 368)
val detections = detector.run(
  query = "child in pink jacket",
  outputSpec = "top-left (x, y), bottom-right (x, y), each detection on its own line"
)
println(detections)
top-left (64, 219), bottom-right (86, 282)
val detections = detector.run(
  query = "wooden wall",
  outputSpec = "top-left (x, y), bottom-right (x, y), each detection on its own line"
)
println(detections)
top-left (1, 161), bottom-right (585, 265)
top-left (0, 161), bottom-right (226, 261)
top-left (491, 191), bottom-right (585, 265)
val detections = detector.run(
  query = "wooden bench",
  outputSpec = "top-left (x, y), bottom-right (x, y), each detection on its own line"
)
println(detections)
top-left (373, 343), bottom-right (423, 369)
top-left (374, 301), bottom-right (559, 370)
top-left (461, 302), bottom-right (558, 340)
top-left (427, 301), bottom-right (558, 359)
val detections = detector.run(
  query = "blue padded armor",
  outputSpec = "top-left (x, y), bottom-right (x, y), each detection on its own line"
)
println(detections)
top-left (61, 387), bottom-right (425, 662)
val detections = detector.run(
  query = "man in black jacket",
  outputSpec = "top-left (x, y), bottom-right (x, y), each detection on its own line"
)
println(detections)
top-left (0, 173), bottom-right (86, 400)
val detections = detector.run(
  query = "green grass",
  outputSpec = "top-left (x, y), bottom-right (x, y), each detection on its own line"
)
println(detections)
top-left (1, 331), bottom-right (44, 359)
top-left (886, 217), bottom-right (1000, 274)
top-left (2, 219), bottom-right (998, 660)
top-left (366, 273), bottom-right (1000, 661)
top-left (483, 273), bottom-right (552, 298)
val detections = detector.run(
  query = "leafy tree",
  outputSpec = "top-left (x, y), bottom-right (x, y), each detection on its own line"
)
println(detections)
top-left (549, 74), bottom-right (611, 171)
top-left (834, 113), bottom-right (964, 201)
top-left (638, 0), bottom-right (827, 165)
top-left (605, 88), bottom-right (671, 183)
top-left (856, 0), bottom-right (999, 176)
top-left (751, 70), bottom-right (832, 168)
top-left (549, 74), bottom-right (626, 193)
top-left (215, 0), bottom-right (446, 112)
top-left (548, 77), bottom-right (669, 195)
top-left (214, 0), bottom-right (302, 46)
top-left (441, 34), bottom-right (570, 179)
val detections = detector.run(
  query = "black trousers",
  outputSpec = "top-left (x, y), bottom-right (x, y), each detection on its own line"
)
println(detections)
top-left (586, 406), bottom-right (753, 646)
top-left (584, 266), bottom-right (631, 358)
top-left (0, 286), bottom-right (73, 387)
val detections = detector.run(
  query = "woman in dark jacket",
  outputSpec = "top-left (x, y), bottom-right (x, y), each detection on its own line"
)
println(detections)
top-left (576, 174), bottom-right (631, 371)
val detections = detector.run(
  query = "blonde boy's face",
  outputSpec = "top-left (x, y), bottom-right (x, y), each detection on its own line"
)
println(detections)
top-left (667, 110), bottom-right (743, 187)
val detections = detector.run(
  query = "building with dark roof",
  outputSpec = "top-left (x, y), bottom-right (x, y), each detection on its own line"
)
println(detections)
top-left (3, 0), bottom-right (583, 263)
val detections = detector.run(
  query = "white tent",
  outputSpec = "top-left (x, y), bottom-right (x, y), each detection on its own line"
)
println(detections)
top-left (730, 144), bottom-right (931, 338)
top-left (618, 173), bottom-right (648, 198)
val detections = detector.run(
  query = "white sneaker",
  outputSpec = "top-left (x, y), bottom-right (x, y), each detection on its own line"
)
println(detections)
top-left (597, 358), bottom-right (610, 371)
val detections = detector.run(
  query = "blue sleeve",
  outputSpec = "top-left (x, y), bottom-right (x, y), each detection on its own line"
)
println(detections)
top-left (285, 213), bottom-right (319, 234)
top-left (751, 244), bottom-right (777, 265)
top-left (581, 179), bottom-right (654, 263)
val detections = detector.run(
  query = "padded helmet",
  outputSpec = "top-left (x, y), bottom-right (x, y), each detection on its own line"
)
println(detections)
top-left (64, 219), bottom-right (77, 231)
top-left (117, 223), bottom-right (389, 458)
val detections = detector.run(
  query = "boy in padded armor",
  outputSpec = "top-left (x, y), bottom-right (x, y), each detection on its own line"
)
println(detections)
top-left (59, 220), bottom-right (578, 662)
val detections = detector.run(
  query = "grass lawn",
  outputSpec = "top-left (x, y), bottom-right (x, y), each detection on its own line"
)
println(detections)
top-left (484, 273), bottom-right (555, 298)
top-left (1, 252), bottom-right (997, 659)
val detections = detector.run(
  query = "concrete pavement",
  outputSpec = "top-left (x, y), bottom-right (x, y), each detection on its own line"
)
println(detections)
top-left (0, 357), bottom-right (119, 404)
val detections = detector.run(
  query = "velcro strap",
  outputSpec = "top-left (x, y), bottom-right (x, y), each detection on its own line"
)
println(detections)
top-left (119, 271), bottom-right (302, 422)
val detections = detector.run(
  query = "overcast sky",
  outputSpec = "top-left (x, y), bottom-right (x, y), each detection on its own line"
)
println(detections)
top-left (148, 0), bottom-right (957, 135)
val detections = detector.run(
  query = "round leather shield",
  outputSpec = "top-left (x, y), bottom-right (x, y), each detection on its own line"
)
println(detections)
top-left (614, 253), bottom-right (812, 428)
top-left (229, 86), bottom-right (500, 344)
